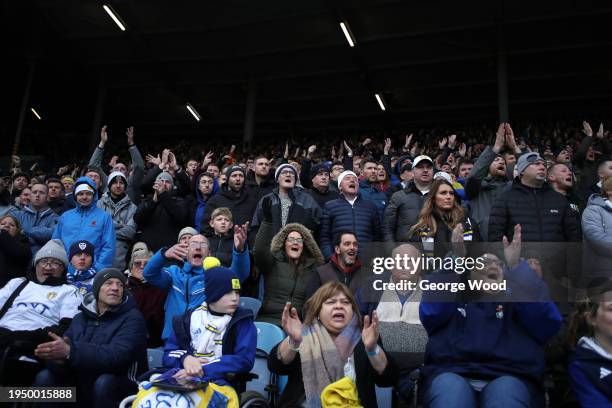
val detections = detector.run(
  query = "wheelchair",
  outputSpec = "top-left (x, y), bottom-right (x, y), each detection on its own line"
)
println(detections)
top-left (120, 321), bottom-right (286, 408)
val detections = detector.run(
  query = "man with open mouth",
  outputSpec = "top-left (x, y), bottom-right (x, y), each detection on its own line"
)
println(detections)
top-left (143, 227), bottom-right (250, 343)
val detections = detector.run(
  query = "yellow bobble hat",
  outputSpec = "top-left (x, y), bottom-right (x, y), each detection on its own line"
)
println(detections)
top-left (203, 256), bottom-right (221, 270)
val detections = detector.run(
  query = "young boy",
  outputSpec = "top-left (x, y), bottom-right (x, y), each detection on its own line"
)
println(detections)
top-left (208, 207), bottom-right (235, 267)
top-left (67, 240), bottom-right (97, 295)
top-left (137, 267), bottom-right (256, 406)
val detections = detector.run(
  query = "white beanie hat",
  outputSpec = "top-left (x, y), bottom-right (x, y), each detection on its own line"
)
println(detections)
top-left (108, 171), bottom-right (128, 186)
top-left (337, 170), bottom-right (358, 188)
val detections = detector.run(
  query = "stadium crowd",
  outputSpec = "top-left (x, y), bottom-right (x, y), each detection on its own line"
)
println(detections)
top-left (0, 120), bottom-right (611, 407)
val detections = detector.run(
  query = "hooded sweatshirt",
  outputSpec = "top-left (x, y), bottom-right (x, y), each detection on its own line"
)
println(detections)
top-left (52, 177), bottom-right (116, 273)
top-left (192, 172), bottom-right (219, 232)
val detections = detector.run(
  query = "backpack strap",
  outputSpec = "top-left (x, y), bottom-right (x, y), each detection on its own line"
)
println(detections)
top-left (0, 279), bottom-right (29, 321)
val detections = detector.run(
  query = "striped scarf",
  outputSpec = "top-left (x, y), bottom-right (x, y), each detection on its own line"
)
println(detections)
top-left (300, 316), bottom-right (361, 408)
top-left (190, 303), bottom-right (232, 361)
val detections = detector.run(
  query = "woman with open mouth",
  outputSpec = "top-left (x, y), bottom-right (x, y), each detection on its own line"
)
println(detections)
top-left (254, 218), bottom-right (324, 326)
top-left (269, 281), bottom-right (398, 407)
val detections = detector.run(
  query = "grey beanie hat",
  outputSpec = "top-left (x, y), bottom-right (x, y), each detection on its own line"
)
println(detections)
top-left (34, 239), bottom-right (69, 268)
top-left (178, 226), bottom-right (198, 242)
top-left (516, 152), bottom-right (545, 175)
top-left (93, 268), bottom-right (127, 300)
top-left (156, 171), bottom-right (174, 188)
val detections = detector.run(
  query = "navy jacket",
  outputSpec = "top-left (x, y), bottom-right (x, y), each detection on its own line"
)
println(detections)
top-left (163, 306), bottom-right (256, 386)
top-left (419, 261), bottom-right (562, 396)
top-left (569, 337), bottom-right (612, 407)
top-left (319, 194), bottom-right (381, 259)
top-left (64, 292), bottom-right (148, 381)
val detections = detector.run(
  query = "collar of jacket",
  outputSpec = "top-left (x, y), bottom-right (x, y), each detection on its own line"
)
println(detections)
top-left (272, 186), bottom-right (296, 200)
top-left (330, 254), bottom-right (362, 274)
top-left (24, 205), bottom-right (52, 216)
top-left (310, 186), bottom-right (330, 195)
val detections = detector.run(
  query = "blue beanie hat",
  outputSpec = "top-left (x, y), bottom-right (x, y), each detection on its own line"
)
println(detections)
top-left (205, 266), bottom-right (241, 304)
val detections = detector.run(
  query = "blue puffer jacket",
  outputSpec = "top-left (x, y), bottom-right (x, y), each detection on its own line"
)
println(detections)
top-left (65, 292), bottom-right (148, 380)
top-left (162, 306), bottom-right (256, 386)
top-left (359, 180), bottom-right (388, 221)
top-left (143, 248), bottom-right (250, 340)
top-left (52, 177), bottom-right (116, 272)
top-left (14, 206), bottom-right (59, 255)
top-left (318, 194), bottom-right (381, 259)
top-left (419, 261), bottom-right (562, 398)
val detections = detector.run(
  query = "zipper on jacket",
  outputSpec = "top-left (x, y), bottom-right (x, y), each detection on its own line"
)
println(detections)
top-left (185, 278), bottom-right (190, 312)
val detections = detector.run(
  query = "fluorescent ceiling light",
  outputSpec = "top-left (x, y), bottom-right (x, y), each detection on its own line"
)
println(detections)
top-left (186, 103), bottom-right (201, 122)
top-left (375, 94), bottom-right (386, 111)
top-left (103, 4), bottom-right (127, 31)
top-left (339, 21), bottom-right (356, 47)
top-left (31, 107), bottom-right (42, 120)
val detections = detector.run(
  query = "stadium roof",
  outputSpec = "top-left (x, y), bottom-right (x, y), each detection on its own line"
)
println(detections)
top-left (2, 0), bottom-right (612, 145)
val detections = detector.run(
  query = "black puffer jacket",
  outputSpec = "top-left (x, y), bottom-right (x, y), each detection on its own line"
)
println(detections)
top-left (202, 187), bottom-right (259, 236)
top-left (382, 181), bottom-right (429, 242)
top-left (250, 187), bottom-right (322, 236)
top-left (488, 180), bottom-right (581, 243)
top-left (134, 190), bottom-right (189, 252)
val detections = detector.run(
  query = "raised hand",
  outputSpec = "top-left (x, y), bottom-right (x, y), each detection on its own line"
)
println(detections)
top-left (164, 243), bottom-right (189, 262)
top-left (108, 155), bottom-right (119, 168)
top-left (582, 121), bottom-right (593, 138)
top-left (458, 143), bottom-right (467, 157)
top-left (362, 138), bottom-right (372, 146)
top-left (233, 222), bottom-right (249, 252)
top-left (361, 311), bottom-right (380, 352)
top-left (100, 125), bottom-right (108, 147)
top-left (146, 154), bottom-right (161, 166)
top-left (404, 133), bottom-right (413, 149)
top-left (281, 302), bottom-right (303, 344)
top-left (126, 126), bottom-right (135, 146)
top-left (168, 151), bottom-right (179, 171)
top-left (438, 137), bottom-right (448, 150)
top-left (284, 142), bottom-right (290, 159)
top-left (307, 145), bottom-right (317, 159)
top-left (504, 123), bottom-right (519, 153)
top-left (161, 149), bottom-right (171, 168)
top-left (503, 224), bottom-right (522, 268)
top-left (202, 151), bottom-right (214, 168)
top-left (384, 138), bottom-right (392, 155)
top-left (596, 123), bottom-right (604, 140)
top-left (343, 140), bottom-right (353, 156)
top-left (493, 123), bottom-right (506, 153)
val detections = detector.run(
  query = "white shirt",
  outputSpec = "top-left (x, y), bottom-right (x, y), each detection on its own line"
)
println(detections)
top-left (0, 278), bottom-right (82, 331)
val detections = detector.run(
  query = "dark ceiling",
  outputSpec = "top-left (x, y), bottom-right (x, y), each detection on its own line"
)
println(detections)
top-left (2, 0), bottom-right (612, 154)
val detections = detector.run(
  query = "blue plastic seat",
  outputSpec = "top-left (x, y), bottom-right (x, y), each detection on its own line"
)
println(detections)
top-left (240, 297), bottom-right (263, 318)
top-left (376, 385), bottom-right (393, 408)
top-left (246, 322), bottom-right (288, 405)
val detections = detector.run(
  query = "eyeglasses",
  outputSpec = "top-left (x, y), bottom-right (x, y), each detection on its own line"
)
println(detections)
top-left (39, 259), bottom-right (63, 268)
top-left (133, 260), bottom-right (149, 268)
top-left (286, 237), bottom-right (304, 245)
top-left (189, 242), bottom-right (209, 249)
top-left (279, 170), bottom-right (295, 177)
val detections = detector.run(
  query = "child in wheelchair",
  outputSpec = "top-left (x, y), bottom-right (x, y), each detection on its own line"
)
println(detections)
top-left (133, 266), bottom-right (257, 408)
